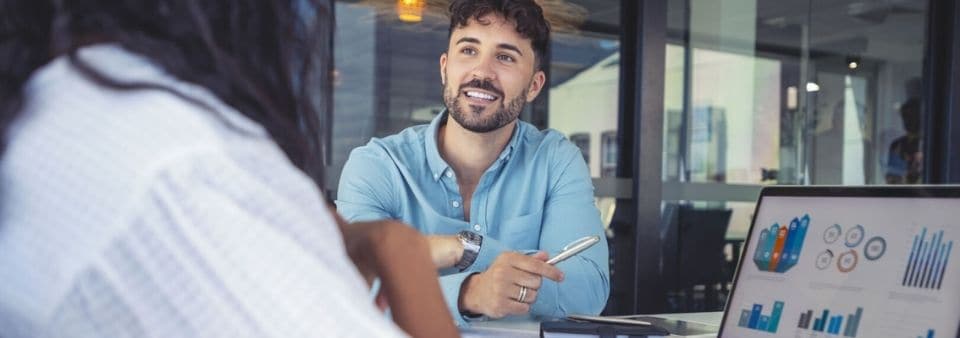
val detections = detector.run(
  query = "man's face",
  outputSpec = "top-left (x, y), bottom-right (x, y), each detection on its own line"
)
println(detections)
top-left (440, 14), bottom-right (546, 133)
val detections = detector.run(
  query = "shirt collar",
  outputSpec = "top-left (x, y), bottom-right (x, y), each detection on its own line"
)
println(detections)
top-left (424, 109), bottom-right (522, 182)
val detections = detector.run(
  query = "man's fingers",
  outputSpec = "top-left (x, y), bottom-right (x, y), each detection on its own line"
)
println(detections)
top-left (529, 251), bottom-right (549, 261)
top-left (503, 300), bottom-right (531, 316)
top-left (507, 253), bottom-right (564, 282)
top-left (515, 285), bottom-right (539, 304)
top-left (513, 270), bottom-right (543, 290)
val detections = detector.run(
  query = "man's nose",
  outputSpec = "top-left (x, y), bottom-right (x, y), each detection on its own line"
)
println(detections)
top-left (468, 56), bottom-right (497, 82)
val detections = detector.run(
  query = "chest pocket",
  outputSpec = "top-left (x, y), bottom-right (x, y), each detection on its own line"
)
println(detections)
top-left (494, 212), bottom-right (543, 250)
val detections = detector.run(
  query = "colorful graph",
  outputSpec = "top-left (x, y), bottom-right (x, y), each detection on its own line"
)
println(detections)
top-left (754, 214), bottom-right (810, 273)
top-left (918, 329), bottom-right (935, 338)
top-left (902, 228), bottom-right (953, 289)
top-left (736, 300), bottom-right (784, 333)
top-left (797, 307), bottom-right (862, 337)
top-left (815, 224), bottom-right (886, 273)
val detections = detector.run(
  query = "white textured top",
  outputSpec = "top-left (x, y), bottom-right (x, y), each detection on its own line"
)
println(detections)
top-left (0, 45), bottom-right (406, 338)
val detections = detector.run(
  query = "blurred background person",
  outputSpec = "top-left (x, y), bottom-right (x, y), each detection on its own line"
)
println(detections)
top-left (885, 79), bottom-right (923, 184)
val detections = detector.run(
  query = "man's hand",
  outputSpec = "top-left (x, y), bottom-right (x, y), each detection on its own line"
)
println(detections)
top-left (426, 235), bottom-right (464, 269)
top-left (458, 251), bottom-right (564, 318)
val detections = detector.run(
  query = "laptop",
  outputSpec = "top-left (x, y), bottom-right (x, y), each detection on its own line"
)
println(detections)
top-left (711, 186), bottom-right (960, 338)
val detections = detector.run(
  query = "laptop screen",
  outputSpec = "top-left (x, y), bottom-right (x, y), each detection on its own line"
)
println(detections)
top-left (720, 188), bottom-right (960, 338)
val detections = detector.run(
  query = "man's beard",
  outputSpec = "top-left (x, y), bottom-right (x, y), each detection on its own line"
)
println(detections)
top-left (443, 78), bottom-right (527, 133)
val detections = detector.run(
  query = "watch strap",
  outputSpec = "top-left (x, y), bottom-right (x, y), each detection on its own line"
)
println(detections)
top-left (455, 230), bottom-right (482, 271)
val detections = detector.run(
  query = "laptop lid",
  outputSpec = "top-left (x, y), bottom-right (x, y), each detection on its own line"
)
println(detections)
top-left (718, 186), bottom-right (960, 338)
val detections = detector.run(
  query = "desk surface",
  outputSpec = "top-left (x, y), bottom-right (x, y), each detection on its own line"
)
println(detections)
top-left (460, 312), bottom-right (723, 338)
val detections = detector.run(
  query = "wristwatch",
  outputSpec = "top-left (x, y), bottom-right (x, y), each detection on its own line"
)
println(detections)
top-left (455, 230), bottom-right (483, 271)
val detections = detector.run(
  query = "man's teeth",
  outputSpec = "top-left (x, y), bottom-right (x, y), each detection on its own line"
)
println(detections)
top-left (466, 91), bottom-right (497, 101)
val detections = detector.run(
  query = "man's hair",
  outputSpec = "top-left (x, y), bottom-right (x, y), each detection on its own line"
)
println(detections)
top-left (0, 0), bottom-right (333, 188)
top-left (447, 0), bottom-right (550, 71)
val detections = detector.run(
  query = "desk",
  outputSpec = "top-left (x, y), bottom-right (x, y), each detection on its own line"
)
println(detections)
top-left (460, 312), bottom-right (723, 338)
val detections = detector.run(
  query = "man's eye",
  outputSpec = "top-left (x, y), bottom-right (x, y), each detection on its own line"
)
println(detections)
top-left (461, 48), bottom-right (477, 55)
top-left (497, 54), bottom-right (515, 62)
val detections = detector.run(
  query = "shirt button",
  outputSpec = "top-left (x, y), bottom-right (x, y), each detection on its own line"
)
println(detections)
top-left (452, 201), bottom-right (460, 208)
top-left (433, 173), bottom-right (439, 180)
top-left (473, 224), bottom-right (481, 231)
top-left (446, 171), bottom-right (454, 178)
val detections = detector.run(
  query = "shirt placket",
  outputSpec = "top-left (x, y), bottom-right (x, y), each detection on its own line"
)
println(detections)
top-left (440, 168), bottom-right (465, 222)
top-left (470, 159), bottom-right (507, 235)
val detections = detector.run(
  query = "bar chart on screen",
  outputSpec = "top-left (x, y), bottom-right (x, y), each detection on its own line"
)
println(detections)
top-left (901, 228), bottom-right (953, 290)
top-left (753, 214), bottom-right (810, 273)
top-left (796, 306), bottom-right (863, 337)
top-left (736, 300), bottom-right (784, 333)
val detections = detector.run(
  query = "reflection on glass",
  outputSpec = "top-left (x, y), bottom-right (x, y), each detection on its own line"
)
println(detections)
top-left (663, 0), bottom-right (928, 241)
top-left (331, 0), bottom-right (622, 225)
top-left (331, 0), bottom-right (621, 179)
top-left (548, 45), bottom-right (619, 178)
top-left (548, 35), bottom-right (619, 226)
top-left (664, 0), bottom-right (926, 188)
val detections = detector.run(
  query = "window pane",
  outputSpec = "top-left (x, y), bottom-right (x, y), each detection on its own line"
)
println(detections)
top-left (331, 1), bottom-right (621, 196)
top-left (544, 0), bottom-right (620, 229)
top-left (662, 0), bottom-right (928, 312)
top-left (664, 0), bottom-right (927, 189)
top-left (548, 32), bottom-right (620, 179)
top-left (331, 2), bottom-right (450, 185)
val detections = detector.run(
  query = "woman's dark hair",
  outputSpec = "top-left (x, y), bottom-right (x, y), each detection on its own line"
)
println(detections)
top-left (0, 0), bottom-right (333, 188)
top-left (447, 0), bottom-right (550, 71)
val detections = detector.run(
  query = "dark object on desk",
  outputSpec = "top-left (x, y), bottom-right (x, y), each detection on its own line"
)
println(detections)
top-left (540, 320), bottom-right (670, 338)
top-left (661, 204), bottom-right (734, 312)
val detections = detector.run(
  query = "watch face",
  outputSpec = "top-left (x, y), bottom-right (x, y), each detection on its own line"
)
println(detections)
top-left (460, 230), bottom-right (481, 243)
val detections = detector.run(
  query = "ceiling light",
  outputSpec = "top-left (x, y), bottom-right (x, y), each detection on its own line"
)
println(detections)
top-left (806, 82), bottom-right (820, 92)
top-left (397, 0), bottom-right (424, 23)
top-left (846, 55), bottom-right (861, 70)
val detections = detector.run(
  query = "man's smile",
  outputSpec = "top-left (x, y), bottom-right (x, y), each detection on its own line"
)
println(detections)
top-left (463, 89), bottom-right (501, 105)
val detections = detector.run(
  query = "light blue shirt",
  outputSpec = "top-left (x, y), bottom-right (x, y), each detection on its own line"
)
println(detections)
top-left (336, 111), bottom-right (610, 326)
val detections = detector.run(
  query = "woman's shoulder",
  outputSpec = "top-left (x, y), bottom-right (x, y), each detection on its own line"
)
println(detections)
top-left (18, 44), bottom-right (271, 166)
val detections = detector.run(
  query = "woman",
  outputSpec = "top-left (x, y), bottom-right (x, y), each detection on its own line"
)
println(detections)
top-left (0, 0), bottom-right (457, 336)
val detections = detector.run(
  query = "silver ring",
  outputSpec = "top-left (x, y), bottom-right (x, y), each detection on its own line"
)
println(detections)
top-left (517, 286), bottom-right (528, 303)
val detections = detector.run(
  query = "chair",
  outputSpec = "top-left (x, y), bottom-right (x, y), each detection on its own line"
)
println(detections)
top-left (660, 204), bottom-right (733, 312)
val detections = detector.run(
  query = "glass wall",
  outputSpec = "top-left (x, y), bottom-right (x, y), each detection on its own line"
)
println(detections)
top-left (330, 0), bottom-right (622, 226)
top-left (330, 1), bottom-right (449, 191)
top-left (664, 0), bottom-right (927, 236)
top-left (544, 1), bottom-right (620, 227)
top-left (661, 0), bottom-right (928, 311)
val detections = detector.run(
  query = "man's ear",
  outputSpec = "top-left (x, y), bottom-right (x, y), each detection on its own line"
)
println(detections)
top-left (525, 70), bottom-right (547, 102)
top-left (439, 52), bottom-right (448, 86)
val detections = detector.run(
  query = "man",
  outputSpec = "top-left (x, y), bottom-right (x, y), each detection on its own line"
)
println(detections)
top-left (337, 0), bottom-right (609, 325)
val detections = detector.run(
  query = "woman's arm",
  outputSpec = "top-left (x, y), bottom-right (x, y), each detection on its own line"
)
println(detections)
top-left (334, 211), bottom-right (459, 337)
